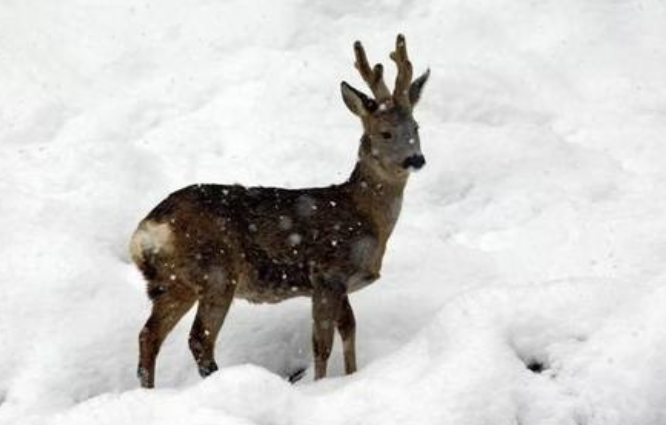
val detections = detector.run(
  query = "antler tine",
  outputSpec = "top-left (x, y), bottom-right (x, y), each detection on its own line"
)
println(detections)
top-left (390, 34), bottom-right (413, 108)
top-left (354, 40), bottom-right (392, 101)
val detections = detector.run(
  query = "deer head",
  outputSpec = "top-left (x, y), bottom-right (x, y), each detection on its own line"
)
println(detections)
top-left (341, 34), bottom-right (430, 181)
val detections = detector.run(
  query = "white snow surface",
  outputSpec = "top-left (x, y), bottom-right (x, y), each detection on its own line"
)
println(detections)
top-left (2, 0), bottom-right (666, 424)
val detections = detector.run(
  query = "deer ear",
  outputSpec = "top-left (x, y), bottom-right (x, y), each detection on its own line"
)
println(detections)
top-left (409, 69), bottom-right (430, 107)
top-left (341, 82), bottom-right (377, 117)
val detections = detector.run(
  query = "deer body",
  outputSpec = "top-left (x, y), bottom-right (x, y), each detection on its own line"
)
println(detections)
top-left (130, 35), bottom-right (429, 388)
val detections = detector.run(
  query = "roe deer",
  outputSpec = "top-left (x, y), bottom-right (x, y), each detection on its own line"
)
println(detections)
top-left (129, 34), bottom-right (429, 388)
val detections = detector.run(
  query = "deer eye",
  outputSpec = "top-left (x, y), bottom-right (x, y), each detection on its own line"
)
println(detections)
top-left (380, 131), bottom-right (392, 139)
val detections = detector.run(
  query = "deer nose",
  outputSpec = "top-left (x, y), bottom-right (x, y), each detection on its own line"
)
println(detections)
top-left (402, 154), bottom-right (426, 170)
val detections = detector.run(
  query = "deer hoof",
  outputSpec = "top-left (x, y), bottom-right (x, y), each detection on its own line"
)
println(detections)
top-left (198, 361), bottom-right (219, 378)
top-left (137, 366), bottom-right (154, 388)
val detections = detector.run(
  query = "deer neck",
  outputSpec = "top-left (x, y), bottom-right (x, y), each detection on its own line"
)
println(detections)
top-left (346, 150), bottom-right (409, 244)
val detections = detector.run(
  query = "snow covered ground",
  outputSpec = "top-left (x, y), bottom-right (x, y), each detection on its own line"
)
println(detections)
top-left (2, 0), bottom-right (666, 423)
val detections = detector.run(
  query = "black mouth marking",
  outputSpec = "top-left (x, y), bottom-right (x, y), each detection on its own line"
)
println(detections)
top-left (402, 155), bottom-right (426, 170)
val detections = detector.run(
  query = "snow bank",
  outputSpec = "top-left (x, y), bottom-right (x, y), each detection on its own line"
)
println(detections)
top-left (2, 0), bottom-right (666, 424)
top-left (14, 280), bottom-right (666, 425)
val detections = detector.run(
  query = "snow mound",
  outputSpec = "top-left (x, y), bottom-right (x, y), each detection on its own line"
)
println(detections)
top-left (13, 280), bottom-right (666, 425)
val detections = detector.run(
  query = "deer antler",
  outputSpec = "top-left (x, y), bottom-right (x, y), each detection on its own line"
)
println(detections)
top-left (390, 34), bottom-right (413, 108)
top-left (354, 40), bottom-right (392, 102)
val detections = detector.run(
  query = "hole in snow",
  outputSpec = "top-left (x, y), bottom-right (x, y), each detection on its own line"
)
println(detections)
top-left (508, 325), bottom-right (589, 378)
top-left (525, 359), bottom-right (547, 374)
top-left (287, 367), bottom-right (307, 384)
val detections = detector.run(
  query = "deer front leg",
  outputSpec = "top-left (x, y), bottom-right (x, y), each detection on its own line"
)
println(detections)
top-left (312, 277), bottom-right (346, 380)
top-left (337, 295), bottom-right (357, 375)
top-left (188, 283), bottom-right (235, 378)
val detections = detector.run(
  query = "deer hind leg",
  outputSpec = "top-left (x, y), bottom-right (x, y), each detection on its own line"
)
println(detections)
top-left (188, 282), bottom-right (236, 378)
top-left (312, 277), bottom-right (346, 380)
top-left (337, 295), bottom-right (357, 375)
top-left (138, 283), bottom-right (196, 388)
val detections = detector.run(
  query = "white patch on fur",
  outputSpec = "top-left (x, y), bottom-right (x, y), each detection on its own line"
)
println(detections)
top-left (350, 236), bottom-right (377, 267)
top-left (129, 220), bottom-right (174, 264)
top-left (389, 195), bottom-right (404, 222)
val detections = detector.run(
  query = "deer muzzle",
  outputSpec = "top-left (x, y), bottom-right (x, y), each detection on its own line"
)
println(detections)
top-left (402, 154), bottom-right (426, 170)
